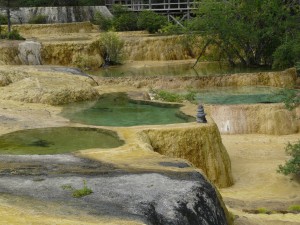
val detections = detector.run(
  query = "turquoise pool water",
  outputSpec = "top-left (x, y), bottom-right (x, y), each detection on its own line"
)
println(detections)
top-left (0, 127), bottom-right (124, 155)
top-left (195, 86), bottom-right (286, 104)
top-left (62, 93), bottom-right (194, 126)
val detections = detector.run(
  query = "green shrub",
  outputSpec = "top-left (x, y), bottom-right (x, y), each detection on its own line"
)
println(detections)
top-left (28, 14), bottom-right (47, 24)
top-left (137, 11), bottom-right (168, 33)
top-left (7, 30), bottom-right (25, 40)
top-left (288, 205), bottom-right (300, 211)
top-left (256, 208), bottom-right (268, 214)
top-left (113, 12), bottom-right (138, 31)
top-left (72, 180), bottom-right (93, 198)
top-left (93, 11), bottom-right (112, 31)
top-left (61, 180), bottom-right (93, 198)
top-left (278, 140), bottom-right (300, 176)
top-left (98, 32), bottom-right (124, 65)
top-left (0, 14), bottom-right (7, 25)
top-left (155, 90), bottom-right (183, 102)
top-left (272, 38), bottom-right (300, 70)
top-left (274, 88), bottom-right (300, 111)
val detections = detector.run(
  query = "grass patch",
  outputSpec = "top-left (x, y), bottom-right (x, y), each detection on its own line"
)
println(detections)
top-left (256, 207), bottom-right (268, 214)
top-left (288, 205), bottom-right (300, 212)
top-left (61, 180), bottom-right (93, 198)
top-left (151, 89), bottom-right (197, 103)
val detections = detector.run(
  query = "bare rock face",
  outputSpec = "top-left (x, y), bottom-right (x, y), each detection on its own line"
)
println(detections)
top-left (18, 41), bottom-right (42, 65)
top-left (0, 154), bottom-right (232, 225)
top-left (141, 122), bottom-right (233, 188)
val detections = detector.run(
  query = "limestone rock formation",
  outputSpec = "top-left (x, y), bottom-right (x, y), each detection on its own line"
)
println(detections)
top-left (0, 66), bottom-right (98, 105)
top-left (141, 123), bottom-right (233, 188)
top-left (207, 104), bottom-right (300, 135)
top-left (18, 41), bottom-right (42, 65)
top-left (1, 6), bottom-right (112, 24)
top-left (97, 68), bottom-right (297, 89)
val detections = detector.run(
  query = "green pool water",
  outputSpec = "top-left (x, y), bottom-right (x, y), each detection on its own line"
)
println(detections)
top-left (195, 86), bottom-right (287, 105)
top-left (62, 93), bottom-right (194, 126)
top-left (0, 127), bottom-right (124, 155)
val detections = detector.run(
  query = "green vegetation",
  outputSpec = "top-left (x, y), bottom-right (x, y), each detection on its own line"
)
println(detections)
top-left (0, 29), bottom-right (25, 40)
top-left (98, 32), bottom-right (124, 65)
top-left (93, 11), bottom-right (112, 31)
top-left (288, 205), bottom-right (300, 212)
top-left (277, 140), bottom-right (300, 176)
top-left (152, 89), bottom-right (196, 103)
top-left (93, 5), bottom-right (168, 33)
top-left (274, 89), bottom-right (300, 111)
top-left (61, 180), bottom-right (93, 198)
top-left (28, 14), bottom-right (47, 24)
top-left (137, 10), bottom-right (168, 33)
top-left (163, 0), bottom-right (300, 69)
top-left (256, 208), bottom-right (268, 214)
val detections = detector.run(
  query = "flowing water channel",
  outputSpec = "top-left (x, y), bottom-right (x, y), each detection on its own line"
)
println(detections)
top-left (0, 127), bottom-right (124, 155)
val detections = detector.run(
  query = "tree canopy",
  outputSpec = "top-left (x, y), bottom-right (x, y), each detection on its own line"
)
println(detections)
top-left (186, 0), bottom-right (300, 68)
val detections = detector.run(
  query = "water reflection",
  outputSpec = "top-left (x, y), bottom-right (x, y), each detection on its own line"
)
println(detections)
top-left (88, 61), bottom-right (272, 77)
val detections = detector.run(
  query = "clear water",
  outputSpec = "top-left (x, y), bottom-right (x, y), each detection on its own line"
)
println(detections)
top-left (0, 127), bottom-right (124, 155)
top-left (62, 93), bottom-right (194, 126)
top-left (195, 86), bottom-right (286, 105)
top-left (88, 61), bottom-right (271, 77)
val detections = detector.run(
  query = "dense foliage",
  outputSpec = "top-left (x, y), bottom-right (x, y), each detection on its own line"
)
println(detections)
top-left (137, 10), bottom-right (168, 33)
top-left (94, 5), bottom-right (167, 33)
top-left (278, 140), bottom-right (300, 176)
top-left (169, 0), bottom-right (300, 69)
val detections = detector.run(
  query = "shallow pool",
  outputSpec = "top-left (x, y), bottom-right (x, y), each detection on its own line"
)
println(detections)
top-left (195, 86), bottom-right (286, 105)
top-left (0, 127), bottom-right (124, 155)
top-left (62, 93), bottom-right (194, 126)
top-left (88, 61), bottom-right (272, 77)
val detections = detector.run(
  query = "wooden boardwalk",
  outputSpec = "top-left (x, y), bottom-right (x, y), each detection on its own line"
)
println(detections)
top-left (105, 0), bottom-right (199, 15)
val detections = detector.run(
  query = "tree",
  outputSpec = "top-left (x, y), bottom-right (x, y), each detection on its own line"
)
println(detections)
top-left (137, 10), bottom-right (168, 33)
top-left (186, 0), bottom-right (299, 68)
top-left (0, 0), bottom-right (21, 32)
top-left (278, 140), bottom-right (300, 176)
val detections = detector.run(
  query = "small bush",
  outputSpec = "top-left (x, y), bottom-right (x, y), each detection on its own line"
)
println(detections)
top-left (137, 11), bottom-right (168, 33)
top-left (113, 12), bottom-right (138, 31)
top-left (256, 208), bottom-right (268, 214)
top-left (72, 180), bottom-right (93, 198)
top-left (277, 140), bottom-right (300, 176)
top-left (93, 11), bottom-right (112, 31)
top-left (0, 14), bottom-right (7, 25)
top-left (28, 14), bottom-right (47, 24)
top-left (155, 90), bottom-right (183, 102)
top-left (98, 32), bottom-right (124, 65)
top-left (273, 89), bottom-right (300, 111)
top-left (61, 180), bottom-right (93, 198)
top-left (288, 205), bottom-right (300, 212)
top-left (7, 30), bottom-right (25, 40)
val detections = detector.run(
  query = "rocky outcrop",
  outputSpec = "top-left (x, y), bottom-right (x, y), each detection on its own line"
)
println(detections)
top-left (207, 104), bottom-right (300, 135)
top-left (140, 122), bottom-right (233, 188)
top-left (0, 154), bottom-right (232, 225)
top-left (18, 41), bottom-right (42, 65)
top-left (1, 6), bottom-right (112, 24)
top-left (122, 35), bottom-right (201, 61)
top-left (0, 66), bottom-right (98, 105)
top-left (97, 68), bottom-right (297, 89)
top-left (10, 21), bottom-right (99, 36)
